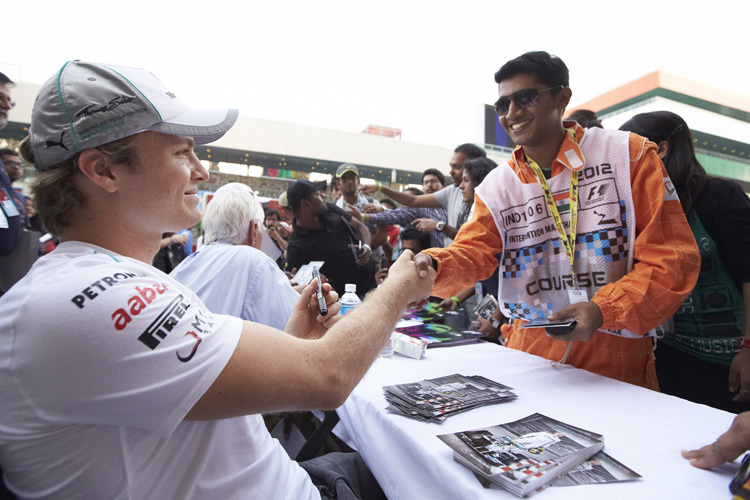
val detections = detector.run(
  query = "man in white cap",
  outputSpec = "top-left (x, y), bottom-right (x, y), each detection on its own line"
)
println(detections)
top-left (335, 162), bottom-right (387, 255)
top-left (0, 60), bottom-right (434, 499)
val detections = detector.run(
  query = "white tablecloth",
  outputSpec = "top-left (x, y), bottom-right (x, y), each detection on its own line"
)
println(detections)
top-left (335, 342), bottom-right (739, 499)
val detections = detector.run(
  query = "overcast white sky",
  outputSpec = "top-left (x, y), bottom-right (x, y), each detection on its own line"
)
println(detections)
top-left (4, 0), bottom-right (748, 149)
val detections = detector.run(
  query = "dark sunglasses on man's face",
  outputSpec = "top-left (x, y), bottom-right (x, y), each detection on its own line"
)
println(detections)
top-left (494, 85), bottom-right (563, 116)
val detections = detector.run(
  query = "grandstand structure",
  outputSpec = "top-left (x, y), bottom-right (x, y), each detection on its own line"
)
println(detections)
top-left (3, 70), bottom-right (748, 198)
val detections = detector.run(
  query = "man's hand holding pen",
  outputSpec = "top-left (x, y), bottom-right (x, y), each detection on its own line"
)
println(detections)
top-left (284, 271), bottom-right (341, 339)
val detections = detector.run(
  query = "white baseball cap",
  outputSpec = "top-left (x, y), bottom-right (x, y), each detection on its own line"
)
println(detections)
top-left (29, 60), bottom-right (238, 172)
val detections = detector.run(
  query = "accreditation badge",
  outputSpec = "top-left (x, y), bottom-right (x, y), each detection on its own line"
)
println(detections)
top-left (0, 188), bottom-right (19, 217)
top-left (567, 288), bottom-right (588, 304)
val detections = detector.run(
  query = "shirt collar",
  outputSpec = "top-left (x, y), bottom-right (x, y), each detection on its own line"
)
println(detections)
top-left (510, 121), bottom-right (587, 179)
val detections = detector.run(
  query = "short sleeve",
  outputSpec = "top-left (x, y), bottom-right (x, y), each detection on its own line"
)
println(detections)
top-left (12, 263), bottom-right (243, 437)
top-left (433, 185), bottom-right (450, 210)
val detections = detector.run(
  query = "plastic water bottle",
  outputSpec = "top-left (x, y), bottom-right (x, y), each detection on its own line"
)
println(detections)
top-left (379, 333), bottom-right (394, 358)
top-left (376, 284), bottom-right (394, 357)
top-left (339, 284), bottom-right (361, 316)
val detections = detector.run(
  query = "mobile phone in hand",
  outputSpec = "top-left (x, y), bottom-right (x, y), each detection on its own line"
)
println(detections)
top-left (520, 318), bottom-right (577, 335)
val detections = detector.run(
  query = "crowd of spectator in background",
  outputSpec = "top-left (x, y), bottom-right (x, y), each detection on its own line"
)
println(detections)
top-left (1, 50), bottom-right (750, 499)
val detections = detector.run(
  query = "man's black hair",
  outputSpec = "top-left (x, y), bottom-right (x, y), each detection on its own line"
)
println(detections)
top-left (454, 143), bottom-right (486, 160)
top-left (494, 51), bottom-right (569, 88)
top-left (422, 168), bottom-right (446, 186)
top-left (0, 72), bottom-right (13, 86)
top-left (566, 109), bottom-right (602, 129)
top-left (404, 187), bottom-right (424, 196)
top-left (401, 225), bottom-right (432, 252)
top-left (0, 148), bottom-right (17, 157)
top-left (264, 208), bottom-right (281, 219)
top-left (380, 198), bottom-right (397, 210)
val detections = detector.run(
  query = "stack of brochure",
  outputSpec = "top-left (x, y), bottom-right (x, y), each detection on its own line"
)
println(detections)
top-left (438, 413), bottom-right (605, 497)
top-left (383, 374), bottom-right (517, 422)
top-left (551, 451), bottom-right (640, 487)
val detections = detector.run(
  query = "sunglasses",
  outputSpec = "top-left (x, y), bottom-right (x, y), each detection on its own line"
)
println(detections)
top-left (494, 86), bottom-right (563, 116)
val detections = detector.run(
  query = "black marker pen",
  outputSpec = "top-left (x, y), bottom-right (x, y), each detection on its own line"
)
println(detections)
top-left (312, 266), bottom-right (328, 316)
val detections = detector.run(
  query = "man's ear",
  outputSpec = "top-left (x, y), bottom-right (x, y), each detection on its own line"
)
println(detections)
top-left (247, 221), bottom-right (263, 249)
top-left (558, 86), bottom-right (573, 114)
top-left (77, 149), bottom-right (119, 193)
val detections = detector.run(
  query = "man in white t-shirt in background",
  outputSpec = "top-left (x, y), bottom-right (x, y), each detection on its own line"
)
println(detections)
top-left (360, 143), bottom-right (486, 244)
top-left (0, 60), bottom-right (434, 499)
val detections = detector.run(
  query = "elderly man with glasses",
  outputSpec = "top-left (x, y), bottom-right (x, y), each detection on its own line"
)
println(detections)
top-left (414, 50), bottom-right (700, 391)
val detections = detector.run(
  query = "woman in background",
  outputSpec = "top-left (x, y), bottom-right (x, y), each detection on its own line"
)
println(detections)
top-left (620, 111), bottom-right (750, 413)
top-left (439, 157), bottom-right (499, 320)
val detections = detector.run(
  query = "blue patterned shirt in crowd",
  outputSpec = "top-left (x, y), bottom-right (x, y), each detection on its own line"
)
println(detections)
top-left (367, 205), bottom-right (448, 248)
top-left (170, 241), bottom-right (298, 330)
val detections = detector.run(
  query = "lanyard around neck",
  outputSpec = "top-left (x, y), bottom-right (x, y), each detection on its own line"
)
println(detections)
top-left (524, 129), bottom-right (579, 268)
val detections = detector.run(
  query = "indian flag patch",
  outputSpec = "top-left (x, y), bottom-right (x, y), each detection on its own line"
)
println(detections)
top-left (553, 191), bottom-right (570, 213)
top-left (663, 177), bottom-right (680, 202)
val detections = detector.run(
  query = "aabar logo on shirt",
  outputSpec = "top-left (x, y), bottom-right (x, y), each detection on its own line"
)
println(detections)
top-left (111, 283), bottom-right (170, 330)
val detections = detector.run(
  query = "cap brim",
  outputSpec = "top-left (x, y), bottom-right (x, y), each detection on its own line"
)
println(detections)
top-left (336, 169), bottom-right (358, 178)
top-left (150, 108), bottom-right (239, 144)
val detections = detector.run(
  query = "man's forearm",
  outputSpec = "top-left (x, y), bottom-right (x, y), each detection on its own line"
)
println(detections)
top-left (320, 281), bottom-right (410, 389)
top-left (372, 185), bottom-right (442, 209)
top-left (377, 185), bottom-right (414, 206)
top-left (442, 224), bottom-right (459, 240)
top-left (367, 206), bottom-right (420, 226)
top-left (347, 214), bottom-right (372, 247)
top-left (423, 199), bottom-right (504, 298)
top-left (274, 237), bottom-right (288, 252)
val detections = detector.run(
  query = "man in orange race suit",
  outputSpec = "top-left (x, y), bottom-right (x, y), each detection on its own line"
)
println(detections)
top-left (415, 51), bottom-right (700, 390)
